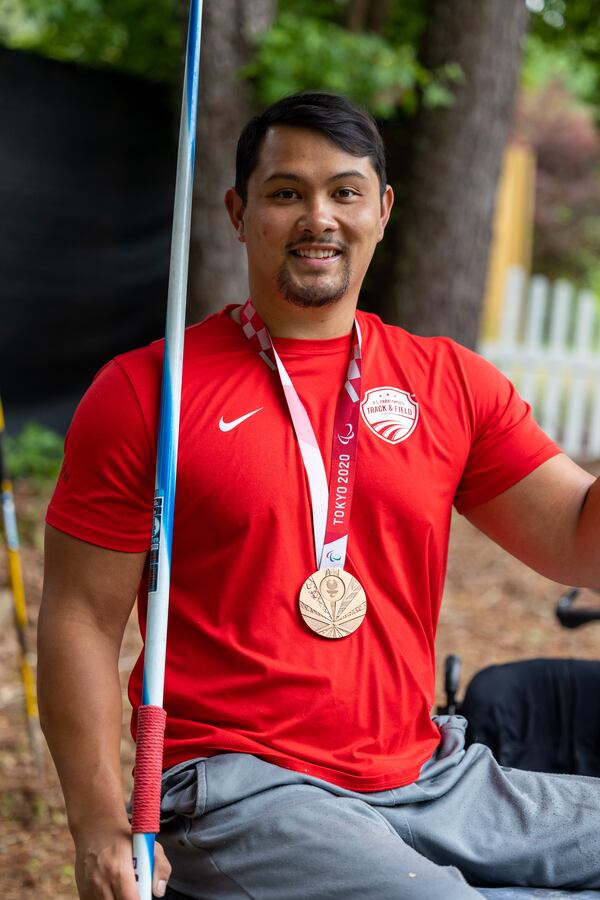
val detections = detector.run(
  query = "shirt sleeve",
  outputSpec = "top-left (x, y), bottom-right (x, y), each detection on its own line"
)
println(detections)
top-left (46, 359), bottom-right (156, 551)
top-left (453, 347), bottom-right (561, 513)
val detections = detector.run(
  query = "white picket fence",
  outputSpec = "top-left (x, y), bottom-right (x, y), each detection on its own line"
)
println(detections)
top-left (478, 266), bottom-right (600, 461)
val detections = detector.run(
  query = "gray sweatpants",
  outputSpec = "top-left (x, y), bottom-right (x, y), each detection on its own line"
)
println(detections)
top-left (158, 717), bottom-right (600, 899)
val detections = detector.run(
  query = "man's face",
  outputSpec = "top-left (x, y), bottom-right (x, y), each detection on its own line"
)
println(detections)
top-left (226, 126), bottom-right (393, 311)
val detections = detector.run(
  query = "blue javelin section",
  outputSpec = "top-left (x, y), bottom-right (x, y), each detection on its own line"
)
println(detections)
top-left (190, 132), bottom-right (196, 173)
top-left (142, 339), bottom-right (177, 708)
top-left (186, 0), bottom-right (199, 134)
top-left (143, 832), bottom-right (155, 874)
top-left (156, 338), bottom-right (176, 566)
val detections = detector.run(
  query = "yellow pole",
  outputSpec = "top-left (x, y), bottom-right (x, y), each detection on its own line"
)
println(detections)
top-left (481, 141), bottom-right (537, 340)
top-left (0, 397), bottom-right (44, 776)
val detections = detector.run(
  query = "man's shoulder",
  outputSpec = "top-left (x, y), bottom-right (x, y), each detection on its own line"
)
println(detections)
top-left (357, 310), bottom-right (475, 362)
top-left (356, 311), bottom-right (508, 404)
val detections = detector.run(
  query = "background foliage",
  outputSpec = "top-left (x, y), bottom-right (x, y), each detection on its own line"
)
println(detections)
top-left (528, 0), bottom-right (600, 109)
top-left (242, 13), bottom-right (462, 118)
top-left (517, 78), bottom-right (600, 291)
top-left (5, 424), bottom-right (63, 485)
top-left (523, 0), bottom-right (600, 291)
top-left (0, 0), bottom-right (180, 81)
top-left (4, 0), bottom-right (600, 292)
top-left (0, 0), bottom-right (452, 108)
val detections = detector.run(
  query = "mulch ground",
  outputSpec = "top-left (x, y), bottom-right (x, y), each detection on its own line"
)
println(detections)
top-left (2, 476), bottom-right (599, 899)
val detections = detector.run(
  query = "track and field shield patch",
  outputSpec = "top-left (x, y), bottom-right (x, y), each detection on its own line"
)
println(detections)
top-left (360, 386), bottom-right (419, 445)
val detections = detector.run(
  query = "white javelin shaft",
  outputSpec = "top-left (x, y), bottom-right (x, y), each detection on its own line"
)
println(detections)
top-left (133, 2), bottom-right (204, 897)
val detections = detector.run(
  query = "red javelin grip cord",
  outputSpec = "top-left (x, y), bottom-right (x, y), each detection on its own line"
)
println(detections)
top-left (131, 705), bottom-right (167, 833)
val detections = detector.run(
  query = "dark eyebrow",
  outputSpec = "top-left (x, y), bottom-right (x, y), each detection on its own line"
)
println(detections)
top-left (262, 170), bottom-right (369, 185)
top-left (262, 172), bottom-right (302, 184)
top-left (327, 170), bottom-right (369, 182)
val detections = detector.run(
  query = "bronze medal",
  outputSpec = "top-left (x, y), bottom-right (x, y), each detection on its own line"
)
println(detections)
top-left (299, 568), bottom-right (367, 639)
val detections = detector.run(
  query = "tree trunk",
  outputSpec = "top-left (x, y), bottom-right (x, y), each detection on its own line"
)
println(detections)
top-left (347, 0), bottom-right (388, 33)
top-left (367, 0), bottom-right (389, 34)
top-left (181, 0), bottom-right (276, 323)
top-left (386, 0), bottom-right (529, 348)
top-left (347, 0), bottom-right (371, 32)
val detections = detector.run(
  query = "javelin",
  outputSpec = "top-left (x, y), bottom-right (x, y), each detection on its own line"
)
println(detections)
top-left (130, 1), bottom-right (204, 896)
top-left (0, 396), bottom-right (45, 778)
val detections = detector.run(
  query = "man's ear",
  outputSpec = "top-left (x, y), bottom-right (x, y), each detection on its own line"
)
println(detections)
top-left (377, 184), bottom-right (394, 242)
top-left (225, 188), bottom-right (246, 243)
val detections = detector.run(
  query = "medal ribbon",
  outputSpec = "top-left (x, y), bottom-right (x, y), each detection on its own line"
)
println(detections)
top-left (240, 299), bottom-right (362, 570)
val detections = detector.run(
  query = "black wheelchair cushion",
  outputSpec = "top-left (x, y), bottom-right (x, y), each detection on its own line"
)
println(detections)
top-left (461, 658), bottom-right (600, 775)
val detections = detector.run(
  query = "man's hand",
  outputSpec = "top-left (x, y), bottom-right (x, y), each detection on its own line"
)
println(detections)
top-left (74, 822), bottom-right (172, 899)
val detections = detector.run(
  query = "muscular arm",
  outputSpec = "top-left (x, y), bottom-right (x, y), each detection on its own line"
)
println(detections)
top-left (38, 525), bottom-right (170, 899)
top-left (465, 454), bottom-right (600, 586)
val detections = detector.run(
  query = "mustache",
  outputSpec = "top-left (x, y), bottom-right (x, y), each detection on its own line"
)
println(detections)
top-left (287, 239), bottom-right (347, 253)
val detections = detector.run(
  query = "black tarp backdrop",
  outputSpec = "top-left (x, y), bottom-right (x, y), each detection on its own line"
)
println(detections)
top-left (0, 48), bottom-right (176, 433)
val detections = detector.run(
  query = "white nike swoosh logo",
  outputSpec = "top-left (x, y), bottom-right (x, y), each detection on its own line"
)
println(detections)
top-left (219, 408), bottom-right (263, 432)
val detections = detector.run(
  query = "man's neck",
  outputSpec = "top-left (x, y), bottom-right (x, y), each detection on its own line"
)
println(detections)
top-left (231, 297), bottom-right (357, 340)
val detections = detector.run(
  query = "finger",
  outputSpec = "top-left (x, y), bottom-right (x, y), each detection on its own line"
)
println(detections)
top-left (113, 873), bottom-right (142, 900)
top-left (84, 872), bottom-right (118, 900)
top-left (153, 841), bottom-right (172, 898)
top-left (80, 865), bottom-right (119, 900)
top-left (109, 860), bottom-right (143, 900)
top-left (153, 879), bottom-right (167, 899)
top-left (152, 873), bottom-right (169, 898)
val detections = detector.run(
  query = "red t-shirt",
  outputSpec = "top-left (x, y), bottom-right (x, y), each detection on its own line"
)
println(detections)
top-left (47, 306), bottom-right (560, 791)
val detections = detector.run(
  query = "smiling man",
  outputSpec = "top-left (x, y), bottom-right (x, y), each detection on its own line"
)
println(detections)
top-left (39, 93), bottom-right (600, 900)
top-left (226, 112), bottom-right (393, 339)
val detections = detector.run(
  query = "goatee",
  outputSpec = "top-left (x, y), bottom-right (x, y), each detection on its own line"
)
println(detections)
top-left (276, 258), bottom-right (351, 309)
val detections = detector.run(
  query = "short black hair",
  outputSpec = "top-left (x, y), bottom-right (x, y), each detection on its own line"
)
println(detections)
top-left (235, 91), bottom-right (387, 204)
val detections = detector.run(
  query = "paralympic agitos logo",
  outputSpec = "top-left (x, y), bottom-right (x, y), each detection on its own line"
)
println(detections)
top-left (337, 423), bottom-right (355, 445)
